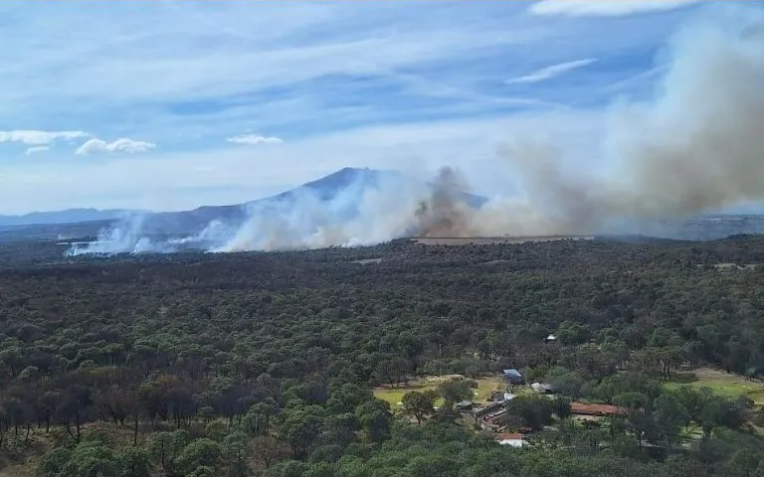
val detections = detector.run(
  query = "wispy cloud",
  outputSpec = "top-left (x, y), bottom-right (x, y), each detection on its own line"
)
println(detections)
top-left (25, 146), bottom-right (50, 155)
top-left (0, 130), bottom-right (89, 146)
top-left (0, 1), bottom-right (731, 213)
top-left (75, 138), bottom-right (156, 155)
top-left (507, 58), bottom-right (597, 84)
top-left (529, 0), bottom-right (698, 17)
top-left (226, 134), bottom-right (283, 146)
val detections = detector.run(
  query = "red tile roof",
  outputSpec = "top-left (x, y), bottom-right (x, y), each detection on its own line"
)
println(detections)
top-left (571, 402), bottom-right (627, 416)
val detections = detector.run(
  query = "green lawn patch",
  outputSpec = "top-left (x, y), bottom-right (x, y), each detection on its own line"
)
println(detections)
top-left (663, 368), bottom-right (764, 404)
top-left (373, 375), bottom-right (508, 408)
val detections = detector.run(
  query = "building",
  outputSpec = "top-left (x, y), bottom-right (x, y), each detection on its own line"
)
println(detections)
top-left (493, 433), bottom-right (527, 448)
top-left (531, 382), bottom-right (556, 394)
top-left (456, 400), bottom-right (474, 412)
top-left (503, 369), bottom-right (524, 385)
top-left (475, 401), bottom-right (504, 418)
top-left (571, 402), bottom-right (627, 417)
top-left (544, 334), bottom-right (557, 343)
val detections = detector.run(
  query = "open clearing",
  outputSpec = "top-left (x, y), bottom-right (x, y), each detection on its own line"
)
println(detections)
top-left (663, 368), bottom-right (764, 404)
top-left (412, 236), bottom-right (594, 246)
top-left (373, 375), bottom-right (507, 408)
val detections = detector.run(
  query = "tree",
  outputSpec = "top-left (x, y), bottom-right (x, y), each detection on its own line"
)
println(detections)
top-left (726, 449), bottom-right (764, 477)
top-left (437, 378), bottom-right (476, 408)
top-left (117, 446), bottom-right (151, 477)
top-left (148, 430), bottom-right (190, 476)
top-left (401, 391), bottom-right (436, 424)
top-left (612, 392), bottom-right (648, 411)
top-left (654, 393), bottom-right (690, 444)
top-left (505, 396), bottom-right (553, 432)
top-left (278, 408), bottom-right (325, 458)
top-left (222, 431), bottom-right (251, 477)
top-left (355, 399), bottom-right (391, 443)
top-left (36, 447), bottom-right (72, 477)
top-left (244, 401), bottom-right (278, 437)
top-left (552, 397), bottom-right (572, 420)
top-left (62, 439), bottom-right (122, 477)
top-left (175, 438), bottom-right (222, 477)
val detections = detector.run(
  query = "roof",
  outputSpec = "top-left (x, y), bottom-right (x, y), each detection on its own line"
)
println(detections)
top-left (503, 369), bottom-right (522, 377)
top-left (531, 383), bottom-right (555, 392)
top-left (494, 433), bottom-right (526, 447)
top-left (571, 402), bottom-right (627, 416)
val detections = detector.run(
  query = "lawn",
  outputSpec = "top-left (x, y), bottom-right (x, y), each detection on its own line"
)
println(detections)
top-left (373, 375), bottom-right (508, 408)
top-left (663, 368), bottom-right (764, 404)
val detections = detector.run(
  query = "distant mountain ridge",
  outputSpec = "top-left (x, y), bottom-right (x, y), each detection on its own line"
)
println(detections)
top-left (0, 208), bottom-right (143, 227)
top-left (0, 167), bottom-right (486, 239)
top-left (4, 168), bottom-right (762, 244)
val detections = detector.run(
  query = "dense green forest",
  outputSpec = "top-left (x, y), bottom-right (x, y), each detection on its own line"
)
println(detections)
top-left (2, 236), bottom-right (764, 477)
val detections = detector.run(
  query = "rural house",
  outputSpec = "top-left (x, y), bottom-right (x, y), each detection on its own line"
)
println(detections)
top-left (503, 369), bottom-right (524, 385)
top-left (571, 402), bottom-right (627, 417)
top-left (531, 382), bottom-right (556, 394)
top-left (493, 433), bottom-right (527, 448)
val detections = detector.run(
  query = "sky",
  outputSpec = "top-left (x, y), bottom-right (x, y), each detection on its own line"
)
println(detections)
top-left (0, 0), bottom-right (729, 215)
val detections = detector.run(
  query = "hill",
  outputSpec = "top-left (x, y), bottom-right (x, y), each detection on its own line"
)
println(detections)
top-left (0, 208), bottom-right (141, 227)
top-left (0, 168), bottom-right (487, 241)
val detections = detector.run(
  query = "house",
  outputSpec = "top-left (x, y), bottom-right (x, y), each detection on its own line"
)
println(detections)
top-left (500, 392), bottom-right (517, 403)
top-left (571, 402), bottom-right (627, 417)
top-left (531, 382), bottom-right (556, 394)
top-left (456, 400), bottom-right (474, 412)
top-left (493, 432), bottom-right (527, 448)
top-left (475, 401), bottom-right (504, 418)
top-left (503, 369), bottom-right (524, 385)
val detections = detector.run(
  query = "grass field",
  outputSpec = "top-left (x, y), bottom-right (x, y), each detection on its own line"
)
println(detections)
top-left (663, 368), bottom-right (764, 404)
top-left (373, 375), bottom-right (508, 408)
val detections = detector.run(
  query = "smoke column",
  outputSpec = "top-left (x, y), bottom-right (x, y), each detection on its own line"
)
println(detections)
top-left (68, 5), bottom-right (764, 256)
top-left (408, 4), bottom-right (764, 238)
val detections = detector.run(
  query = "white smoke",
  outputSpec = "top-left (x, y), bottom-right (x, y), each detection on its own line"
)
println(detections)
top-left (67, 5), bottom-right (764, 256)
top-left (65, 214), bottom-right (164, 256)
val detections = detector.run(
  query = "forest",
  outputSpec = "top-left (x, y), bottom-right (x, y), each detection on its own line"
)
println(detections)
top-left (1, 235), bottom-right (764, 476)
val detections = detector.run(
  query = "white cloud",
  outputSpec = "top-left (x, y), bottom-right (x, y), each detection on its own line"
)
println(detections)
top-left (0, 111), bottom-right (603, 214)
top-left (507, 58), bottom-right (597, 84)
top-left (227, 133), bottom-right (283, 145)
top-left (529, 1), bottom-right (698, 17)
top-left (75, 137), bottom-right (156, 155)
top-left (0, 129), bottom-right (89, 146)
top-left (25, 146), bottom-right (50, 155)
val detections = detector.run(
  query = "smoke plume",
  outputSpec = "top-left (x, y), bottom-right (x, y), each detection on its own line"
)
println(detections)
top-left (409, 5), bottom-right (764, 238)
top-left (68, 6), bottom-right (764, 256)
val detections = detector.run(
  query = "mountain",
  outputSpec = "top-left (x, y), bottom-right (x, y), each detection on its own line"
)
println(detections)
top-left (0, 208), bottom-right (142, 227)
top-left (3, 168), bottom-right (764, 244)
top-left (138, 167), bottom-right (408, 235)
top-left (0, 168), bottom-right (488, 240)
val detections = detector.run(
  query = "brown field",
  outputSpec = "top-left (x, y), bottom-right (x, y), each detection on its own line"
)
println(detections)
top-left (412, 236), bottom-right (595, 246)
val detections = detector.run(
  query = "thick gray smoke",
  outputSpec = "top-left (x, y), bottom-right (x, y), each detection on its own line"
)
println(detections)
top-left (68, 6), bottom-right (764, 256)
top-left (413, 5), bottom-right (764, 238)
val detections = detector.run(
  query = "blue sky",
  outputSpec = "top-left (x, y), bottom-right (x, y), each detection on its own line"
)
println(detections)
top-left (0, 0), bottom-right (721, 214)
